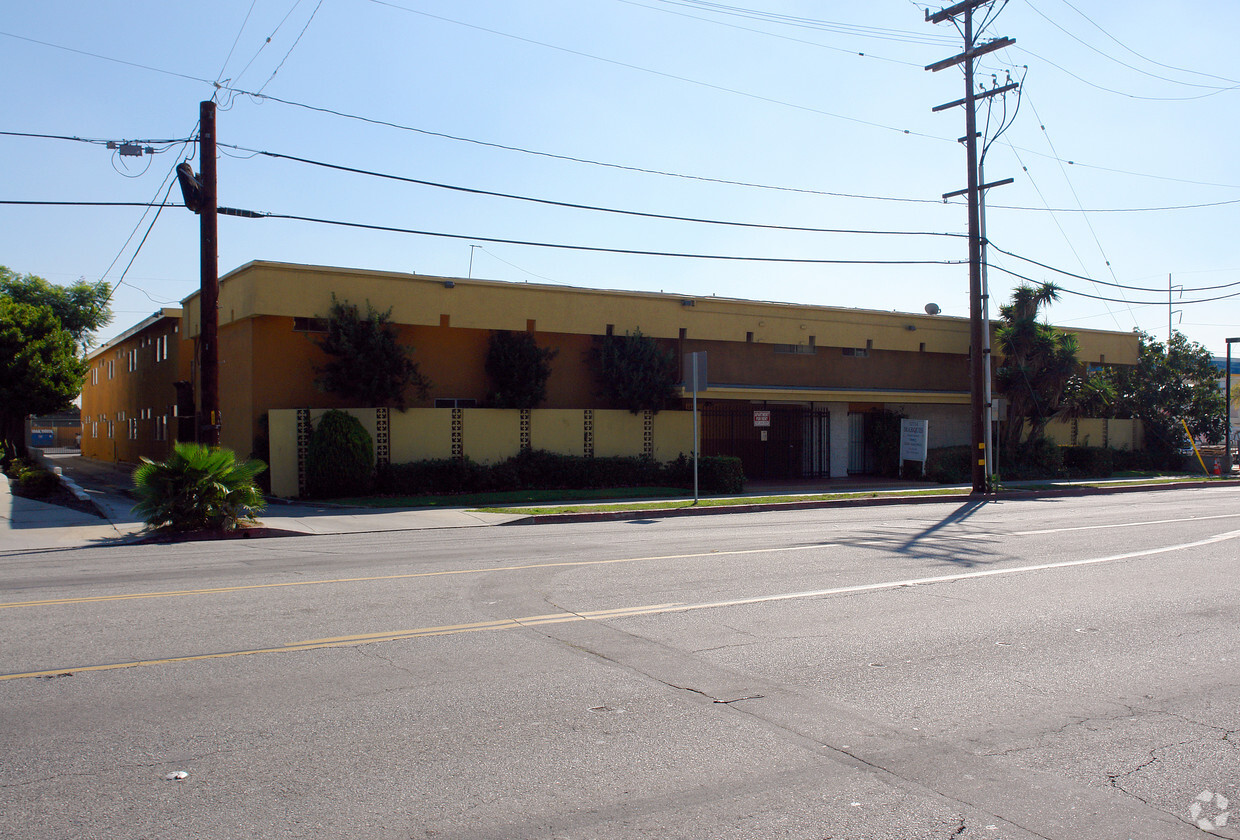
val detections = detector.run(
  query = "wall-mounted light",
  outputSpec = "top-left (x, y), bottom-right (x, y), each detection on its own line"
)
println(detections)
top-left (681, 299), bottom-right (695, 306)
top-left (443, 281), bottom-right (455, 289)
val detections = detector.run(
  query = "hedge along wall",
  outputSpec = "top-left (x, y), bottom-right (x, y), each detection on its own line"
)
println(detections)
top-left (268, 407), bottom-right (695, 497)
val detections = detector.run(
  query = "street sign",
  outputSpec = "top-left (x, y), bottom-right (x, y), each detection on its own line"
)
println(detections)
top-left (754, 410), bottom-right (771, 427)
top-left (684, 352), bottom-right (707, 392)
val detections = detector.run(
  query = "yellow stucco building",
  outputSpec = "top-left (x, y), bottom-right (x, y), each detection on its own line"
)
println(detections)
top-left (81, 261), bottom-right (1140, 487)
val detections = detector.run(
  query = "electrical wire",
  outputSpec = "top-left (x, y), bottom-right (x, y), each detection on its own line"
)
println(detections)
top-left (256, 0), bottom-right (325, 94)
top-left (988, 242), bottom-right (1240, 294)
top-left (649, 0), bottom-right (957, 45)
top-left (614, 0), bottom-right (929, 68)
top-left (6, 28), bottom-right (1233, 197)
top-left (361, 0), bottom-right (949, 142)
top-left (1051, 0), bottom-right (1240, 86)
top-left (986, 263), bottom-right (1240, 306)
top-left (215, 0), bottom-right (260, 91)
top-left (0, 201), bottom-right (182, 208)
top-left (257, 209), bottom-right (971, 266)
top-left (222, 142), bottom-right (968, 238)
top-left (229, 0), bottom-right (308, 91)
top-left (0, 30), bottom-right (215, 85)
top-left (1023, 0), bottom-right (1235, 91)
top-left (102, 174), bottom-right (180, 307)
top-left (1012, 45), bottom-right (1240, 101)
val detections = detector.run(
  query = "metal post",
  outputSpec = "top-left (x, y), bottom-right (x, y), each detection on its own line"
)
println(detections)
top-left (199, 100), bottom-right (220, 447)
top-left (1227, 338), bottom-right (1238, 476)
top-left (692, 353), bottom-right (700, 503)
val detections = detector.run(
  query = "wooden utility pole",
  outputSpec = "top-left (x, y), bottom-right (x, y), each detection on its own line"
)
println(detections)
top-left (199, 100), bottom-right (220, 447)
top-left (925, 0), bottom-right (1014, 494)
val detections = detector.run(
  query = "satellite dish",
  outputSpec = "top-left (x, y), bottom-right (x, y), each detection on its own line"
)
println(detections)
top-left (925, 303), bottom-right (941, 315)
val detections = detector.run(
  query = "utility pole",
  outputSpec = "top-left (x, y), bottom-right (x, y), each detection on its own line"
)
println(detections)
top-left (925, 0), bottom-right (1015, 494)
top-left (199, 101), bottom-right (220, 446)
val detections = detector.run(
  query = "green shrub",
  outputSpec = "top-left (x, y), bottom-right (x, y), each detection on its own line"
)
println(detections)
top-left (664, 454), bottom-right (746, 494)
top-left (926, 446), bottom-right (972, 484)
top-left (1001, 436), bottom-right (1064, 480)
top-left (376, 457), bottom-right (486, 496)
top-left (374, 450), bottom-right (745, 497)
top-left (1061, 446), bottom-right (1114, 478)
top-left (16, 463), bottom-right (60, 498)
top-left (132, 443), bottom-right (266, 532)
top-left (1112, 448), bottom-right (1165, 473)
top-left (306, 410), bottom-right (374, 498)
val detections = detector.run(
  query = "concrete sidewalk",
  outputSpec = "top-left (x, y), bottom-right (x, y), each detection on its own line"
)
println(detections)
top-left (1, 455), bottom-right (528, 553)
top-left (3, 453), bottom-right (1229, 553)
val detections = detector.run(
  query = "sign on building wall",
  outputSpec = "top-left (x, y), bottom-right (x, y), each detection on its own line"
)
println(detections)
top-left (753, 410), bottom-right (771, 428)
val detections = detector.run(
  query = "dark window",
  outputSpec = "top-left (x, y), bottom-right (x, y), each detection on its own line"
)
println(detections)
top-left (293, 317), bottom-right (329, 333)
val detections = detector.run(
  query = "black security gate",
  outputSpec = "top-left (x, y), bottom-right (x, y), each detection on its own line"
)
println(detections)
top-left (701, 407), bottom-right (830, 480)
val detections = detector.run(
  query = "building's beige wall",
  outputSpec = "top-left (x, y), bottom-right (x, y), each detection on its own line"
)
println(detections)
top-left (592, 411), bottom-right (646, 458)
top-left (1033, 418), bottom-right (1142, 450)
top-left (268, 407), bottom-right (697, 497)
top-left (388, 409), bottom-right (455, 463)
top-left (268, 409), bottom-right (301, 498)
top-left (530, 410), bottom-right (587, 456)
top-left (652, 411), bottom-right (695, 460)
top-left (461, 409), bottom-right (523, 464)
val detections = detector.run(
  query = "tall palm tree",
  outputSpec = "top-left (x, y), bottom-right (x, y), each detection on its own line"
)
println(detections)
top-left (995, 282), bottom-right (1086, 456)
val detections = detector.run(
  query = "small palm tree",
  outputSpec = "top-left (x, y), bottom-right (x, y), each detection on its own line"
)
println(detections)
top-left (132, 442), bottom-right (267, 532)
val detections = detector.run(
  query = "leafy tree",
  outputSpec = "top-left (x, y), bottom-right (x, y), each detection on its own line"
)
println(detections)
top-left (995, 282), bottom-right (1102, 458)
top-left (314, 295), bottom-right (430, 409)
top-left (0, 266), bottom-right (111, 352)
top-left (1098, 331), bottom-right (1226, 461)
top-left (588, 329), bottom-right (679, 414)
top-left (0, 296), bottom-right (87, 460)
top-left (485, 330), bottom-right (557, 408)
top-left (132, 442), bottom-right (267, 532)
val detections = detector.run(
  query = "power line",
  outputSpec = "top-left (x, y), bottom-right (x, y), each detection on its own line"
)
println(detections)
top-left (7, 28), bottom-right (1234, 196)
top-left (0, 30), bottom-right (215, 85)
top-left (223, 142), bottom-right (968, 238)
top-left (1037, 0), bottom-right (1240, 86)
top-left (987, 263), bottom-right (1240, 306)
top-left (361, 0), bottom-right (950, 142)
top-left (256, 0), bottom-right (325, 94)
top-left (1011, 45), bottom-right (1240, 101)
top-left (1022, 0), bottom-right (1236, 91)
top-left (616, 0), bottom-right (928, 67)
top-left (258, 209), bottom-right (971, 266)
top-left (0, 201), bottom-right (182, 208)
top-left (987, 242), bottom-right (1240, 294)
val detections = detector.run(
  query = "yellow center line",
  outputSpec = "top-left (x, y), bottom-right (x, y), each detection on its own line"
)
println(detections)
top-left (5, 528), bottom-right (1237, 682)
top-left (0, 546), bottom-right (814, 610)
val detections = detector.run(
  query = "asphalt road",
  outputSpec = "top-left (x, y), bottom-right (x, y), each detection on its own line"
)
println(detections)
top-left (2, 486), bottom-right (1238, 839)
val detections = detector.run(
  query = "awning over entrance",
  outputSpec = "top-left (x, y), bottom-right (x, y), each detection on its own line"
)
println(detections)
top-left (679, 384), bottom-right (970, 405)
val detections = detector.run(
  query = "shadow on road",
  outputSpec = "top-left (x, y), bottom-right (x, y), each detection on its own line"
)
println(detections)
top-left (823, 499), bottom-right (1006, 568)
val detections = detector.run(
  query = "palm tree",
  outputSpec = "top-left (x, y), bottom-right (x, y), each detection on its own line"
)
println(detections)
top-left (995, 282), bottom-right (1088, 457)
top-left (132, 443), bottom-right (267, 532)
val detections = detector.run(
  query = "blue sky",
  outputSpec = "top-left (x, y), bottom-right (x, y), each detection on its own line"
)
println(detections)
top-left (3, 0), bottom-right (1238, 356)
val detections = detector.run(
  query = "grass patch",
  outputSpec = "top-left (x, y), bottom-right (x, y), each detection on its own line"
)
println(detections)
top-left (324, 486), bottom-right (689, 508)
top-left (477, 486), bottom-right (964, 516)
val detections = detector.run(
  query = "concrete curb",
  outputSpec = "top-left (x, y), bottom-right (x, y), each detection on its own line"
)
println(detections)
top-left (507, 478), bottom-right (1235, 526)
